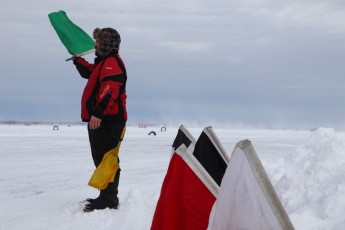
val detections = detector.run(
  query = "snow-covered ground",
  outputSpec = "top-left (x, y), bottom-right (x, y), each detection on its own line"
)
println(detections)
top-left (0, 124), bottom-right (345, 229)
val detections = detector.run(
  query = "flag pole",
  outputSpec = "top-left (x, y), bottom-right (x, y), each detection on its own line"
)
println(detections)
top-left (65, 49), bottom-right (95, 61)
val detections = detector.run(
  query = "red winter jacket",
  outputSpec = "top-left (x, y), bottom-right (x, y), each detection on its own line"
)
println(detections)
top-left (73, 52), bottom-right (127, 123)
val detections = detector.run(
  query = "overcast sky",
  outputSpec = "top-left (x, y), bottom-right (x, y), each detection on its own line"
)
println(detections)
top-left (1, 0), bottom-right (345, 129)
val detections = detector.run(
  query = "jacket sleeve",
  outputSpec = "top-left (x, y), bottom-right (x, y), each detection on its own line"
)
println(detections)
top-left (73, 57), bottom-right (94, 79)
top-left (92, 58), bottom-right (125, 119)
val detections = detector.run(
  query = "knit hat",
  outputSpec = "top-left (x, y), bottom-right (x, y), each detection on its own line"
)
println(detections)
top-left (93, 27), bottom-right (121, 57)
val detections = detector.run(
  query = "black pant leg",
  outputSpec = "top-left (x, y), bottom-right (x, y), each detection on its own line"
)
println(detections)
top-left (87, 122), bottom-right (125, 167)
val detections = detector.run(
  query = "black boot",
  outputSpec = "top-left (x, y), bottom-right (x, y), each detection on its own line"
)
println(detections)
top-left (84, 170), bottom-right (120, 212)
top-left (85, 190), bottom-right (102, 204)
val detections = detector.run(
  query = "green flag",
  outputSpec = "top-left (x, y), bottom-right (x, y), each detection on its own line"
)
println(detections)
top-left (48, 10), bottom-right (95, 59)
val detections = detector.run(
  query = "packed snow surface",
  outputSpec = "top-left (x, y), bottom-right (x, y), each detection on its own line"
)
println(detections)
top-left (1, 124), bottom-right (345, 230)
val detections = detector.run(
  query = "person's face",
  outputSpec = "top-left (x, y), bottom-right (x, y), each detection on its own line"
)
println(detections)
top-left (95, 39), bottom-right (101, 56)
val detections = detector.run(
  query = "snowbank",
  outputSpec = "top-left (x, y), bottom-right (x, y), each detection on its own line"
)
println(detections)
top-left (275, 128), bottom-right (345, 229)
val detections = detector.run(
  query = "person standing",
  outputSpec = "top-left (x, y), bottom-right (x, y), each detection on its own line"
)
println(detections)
top-left (73, 27), bottom-right (127, 212)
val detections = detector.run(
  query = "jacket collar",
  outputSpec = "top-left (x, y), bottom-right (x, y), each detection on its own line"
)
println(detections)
top-left (94, 49), bottom-right (119, 64)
